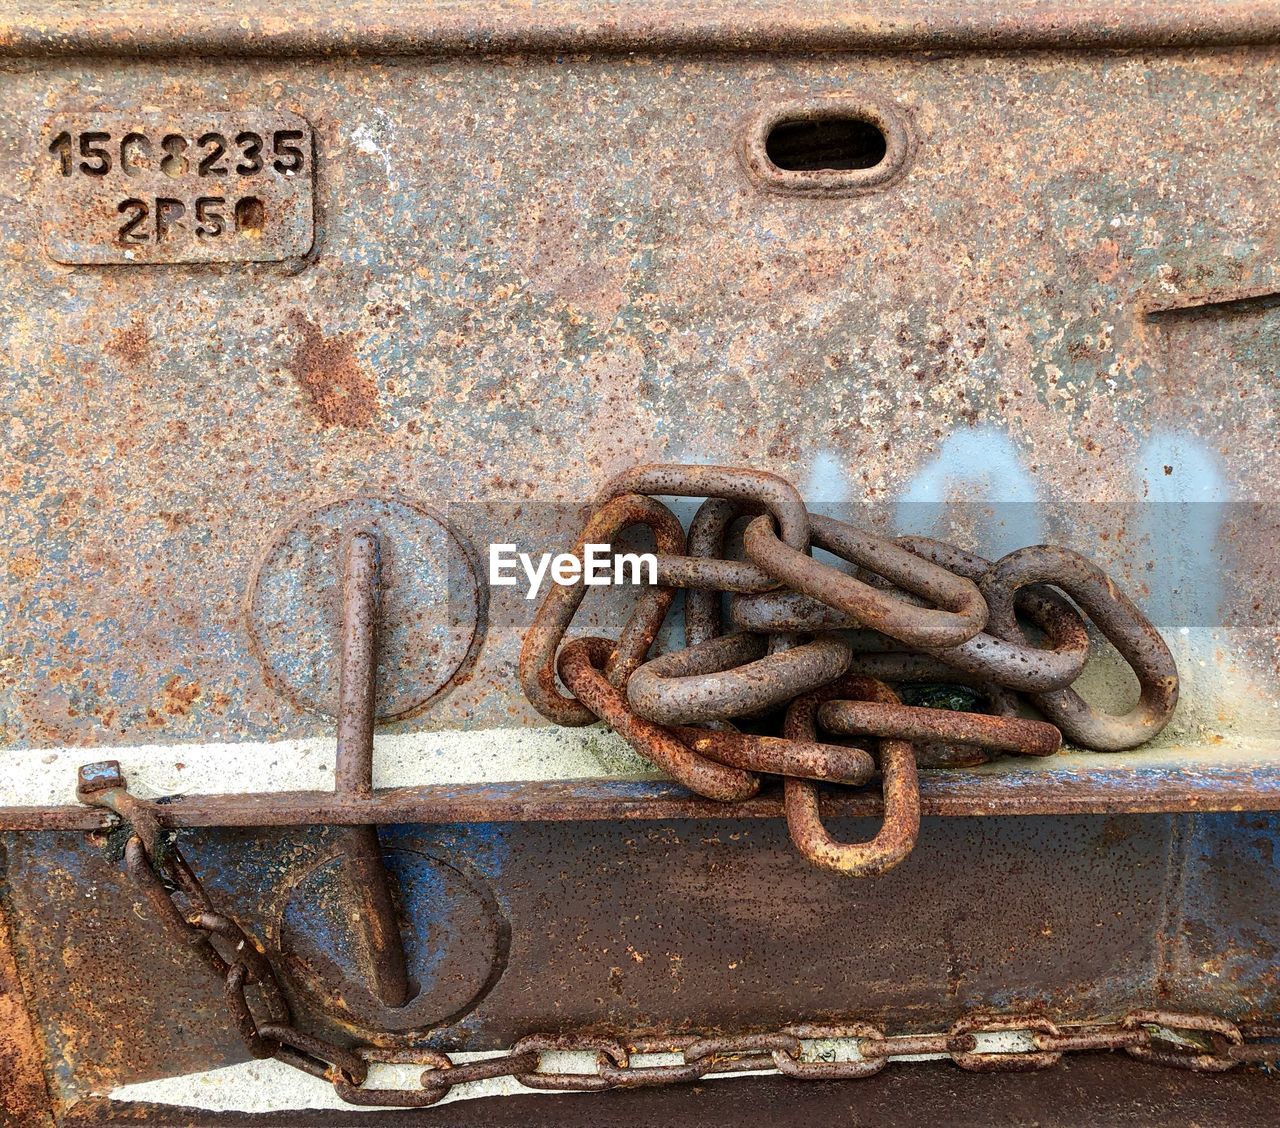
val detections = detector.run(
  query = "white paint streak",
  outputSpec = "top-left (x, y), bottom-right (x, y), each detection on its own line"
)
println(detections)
top-left (350, 111), bottom-right (396, 178)
top-left (105, 1052), bottom-right (773, 1112)
top-left (0, 727), bottom-right (657, 807)
top-left (895, 427), bottom-right (1043, 555)
top-left (107, 1037), bottom-right (1034, 1112)
top-left (110, 1054), bottom-right (566, 1113)
top-left (7, 725), bottom-right (1280, 810)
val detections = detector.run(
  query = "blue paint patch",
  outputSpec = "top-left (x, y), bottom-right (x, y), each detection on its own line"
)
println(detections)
top-left (804, 449), bottom-right (848, 508)
top-left (384, 822), bottom-right (512, 884)
top-left (1170, 812), bottom-right (1280, 1005)
top-left (1135, 433), bottom-right (1226, 629)
top-left (279, 842), bottom-right (500, 1001)
top-left (895, 428), bottom-right (1043, 555)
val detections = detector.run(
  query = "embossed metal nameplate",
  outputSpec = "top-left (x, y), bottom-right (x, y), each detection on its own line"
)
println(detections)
top-left (41, 111), bottom-right (314, 264)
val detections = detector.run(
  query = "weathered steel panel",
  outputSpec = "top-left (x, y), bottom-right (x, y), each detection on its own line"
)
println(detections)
top-left (0, 5), bottom-right (1278, 1120)
top-left (4, 812), bottom-right (1278, 1108)
top-left (0, 896), bottom-right (52, 1127)
top-left (6, 1), bottom-right (1280, 57)
top-left (1164, 811), bottom-right (1280, 1015)
top-left (1, 50), bottom-right (1278, 764)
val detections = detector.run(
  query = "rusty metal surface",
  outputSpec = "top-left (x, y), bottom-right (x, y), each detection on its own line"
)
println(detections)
top-left (0, 49), bottom-right (1277, 772)
top-left (0, 897), bottom-right (52, 1128)
top-left (55, 1057), bottom-right (1280, 1127)
top-left (247, 496), bottom-right (482, 721)
top-left (2, 9), bottom-right (1280, 1122)
top-left (12, 764), bottom-right (1280, 832)
top-left (45, 704), bottom-right (1279, 1114)
top-left (6, 809), bottom-right (1280, 1110)
top-left (0, 46), bottom-right (1274, 791)
top-left (6, 2), bottom-right (1280, 58)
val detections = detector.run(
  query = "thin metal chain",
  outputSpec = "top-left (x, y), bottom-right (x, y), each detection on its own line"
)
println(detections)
top-left (324, 1006), bottom-right (1280, 1106)
top-left (91, 818), bottom-right (1280, 1109)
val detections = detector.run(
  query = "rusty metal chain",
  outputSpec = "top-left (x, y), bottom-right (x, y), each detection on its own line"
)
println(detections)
top-left (625, 631), bottom-right (855, 724)
top-left (733, 536), bottom-right (1092, 693)
top-left (519, 492), bottom-right (687, 727)
top-left (743, 511), bottom-right (990, 649)
top-left (980, 544), bottom-right (1180, 751)
top-left (77, 764), bottom-right (372, 1089)
top-left (518, 462), bottom-right (1181, 876)
top-left (556, 635), bottom-right (761, 800)
top-left (356, 1010), bottom-right (1280, 1101)
top-left (783, 675), bottom-right (921, 875)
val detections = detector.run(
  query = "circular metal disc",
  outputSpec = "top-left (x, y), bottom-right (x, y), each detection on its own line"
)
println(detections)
top-left (278, 847), bottom-right (508, 1037)
top-left (248, 496), bottom-right (480, 720)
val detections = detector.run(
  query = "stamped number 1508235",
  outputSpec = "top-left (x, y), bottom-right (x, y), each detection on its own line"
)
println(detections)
top-left (40, 110), bottom-right (315, 265)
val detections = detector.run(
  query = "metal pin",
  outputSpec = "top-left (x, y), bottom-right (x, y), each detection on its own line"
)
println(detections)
top-left (335, 529), bottom-right (411, 1009)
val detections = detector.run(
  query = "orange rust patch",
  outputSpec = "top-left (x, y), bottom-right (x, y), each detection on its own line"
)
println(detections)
top-left (0, 908), bottom-right (52, 1127)
top-left (287, 312), bottom-right (378, 428)
top-left (157, 510), bottom-right (191, 532)
top-left (104, 317), bottom-right (149, 369)
top-left (8, 550), bottom-right (39, 580)
top-left (161, 675), bottom-right (202, 717)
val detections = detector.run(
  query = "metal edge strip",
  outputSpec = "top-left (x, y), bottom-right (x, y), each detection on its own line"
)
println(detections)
top-left (3, 762), bottom-right (1280, 831)
top-left (0, 889), bottom-right (54, 1127)
top-left (3, 2), bottom-right (1280, 59)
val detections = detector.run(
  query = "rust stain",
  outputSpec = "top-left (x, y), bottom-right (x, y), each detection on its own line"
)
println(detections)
top-left (0, 904), bottom-right (53, 1127)
top-left (160, 675), bottom-right (201, 717)
top-left (7, 549), bottom-right (38, 581)
top-left (104, 317), bottom-right (149, 370)
top-left (156, 510), bottom-right (191, 532)
top-left (287, 312), bottom-right (378, 428)
top-left (520, 201), bottom-right (630, 325)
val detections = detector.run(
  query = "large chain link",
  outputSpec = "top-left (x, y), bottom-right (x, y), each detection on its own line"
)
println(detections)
top-left (519, 462), bottom-right (1181, 876)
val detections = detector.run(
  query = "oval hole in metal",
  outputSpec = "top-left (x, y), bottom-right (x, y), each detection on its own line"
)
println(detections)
top-left (764, 116), bottom-right (888, 172)
top-left (739, 94), bottom-right (914, 197)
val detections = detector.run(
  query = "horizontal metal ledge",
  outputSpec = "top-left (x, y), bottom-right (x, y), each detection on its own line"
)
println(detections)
top-left (4, 2), bottom-right (1280, 59)
top-left (3, 757), bottom-right (1279, 831)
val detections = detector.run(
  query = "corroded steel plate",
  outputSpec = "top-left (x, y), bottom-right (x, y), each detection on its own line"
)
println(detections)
top-left (2, 4), bottom-right (1280, 1122)
top-left (40, 110), bottom-right (314, 264)
top-left (246, 496), bottom-right (482, 719)
top-left (0, 47), bottom-right (1274, 765)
